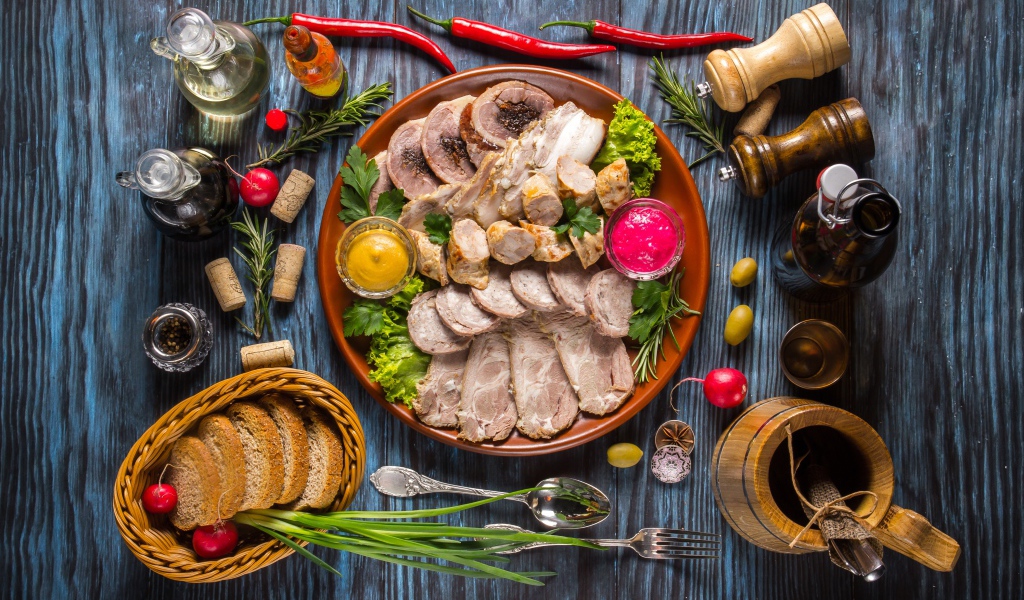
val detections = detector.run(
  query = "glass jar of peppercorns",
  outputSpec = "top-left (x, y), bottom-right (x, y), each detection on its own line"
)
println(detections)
top-left (142, 303), bottom-right (213, 372)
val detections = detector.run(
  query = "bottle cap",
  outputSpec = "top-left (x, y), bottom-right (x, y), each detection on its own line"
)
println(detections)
top-left (817, 164), bottom-right (859, 201)
top-left (166, 8), bottom-right (216, 58)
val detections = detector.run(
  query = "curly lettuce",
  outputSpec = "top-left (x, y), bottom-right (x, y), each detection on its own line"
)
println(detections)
top-left (591, 98), bottom-right (661, 198)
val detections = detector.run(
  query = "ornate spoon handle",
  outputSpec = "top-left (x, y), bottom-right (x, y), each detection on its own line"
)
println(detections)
top-left (484, 523), bottom-right (604, 554)
top-left (370, 466), bottom-right (528, 503)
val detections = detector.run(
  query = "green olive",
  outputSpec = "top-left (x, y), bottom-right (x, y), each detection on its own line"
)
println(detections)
top-left (730, 257), bottom-right (758, 287)
top-left (607, 443), bottom-right (644, 468)
top-left (724, 305), bottom-right (754, 345)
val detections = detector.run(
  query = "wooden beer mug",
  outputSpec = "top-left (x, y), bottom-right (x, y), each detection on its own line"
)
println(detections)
top-left (711, 397), bottom-right (960, 571)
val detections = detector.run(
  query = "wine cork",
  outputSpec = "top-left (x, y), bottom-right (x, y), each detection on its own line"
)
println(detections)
top-left (204, 258), bottom-right (247, 312)
top-left (733, 84), bottom-right (782, 138)
top-left (271, 243), bottom-right (306, 302)
top-left (240, 340), bottom-right (295, 371)
top-left (270, 170), bottom-right (316, 223)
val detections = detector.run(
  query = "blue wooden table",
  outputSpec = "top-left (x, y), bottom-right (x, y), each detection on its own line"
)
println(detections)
top-left (2, 0), bottom-right (1020, 597)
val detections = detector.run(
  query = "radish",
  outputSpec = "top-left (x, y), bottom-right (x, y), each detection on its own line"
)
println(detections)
top-left (193, 520), bottom-right (239, 559)
top-left (681, 368), bottom-right (748, 409)
top-left (142, 463), bottom-right (178, 514)
top-left (225, 158), bottom-right (280, 207)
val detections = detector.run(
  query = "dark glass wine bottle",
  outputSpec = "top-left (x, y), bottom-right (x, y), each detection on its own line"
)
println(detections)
top-left (771, 165), bottom-right (902, 302)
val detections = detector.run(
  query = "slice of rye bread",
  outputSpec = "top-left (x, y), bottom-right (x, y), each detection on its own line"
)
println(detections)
top-left (288, 407), bottom-right (345, 510)
top-left (226, 401), bottom-right (285, 511)
top-left (196, 414), bottom-right (246, 518)
top-left (258, 394), bottom-right (310, 505)
top-left (166, 436), bottom-right (223, 531)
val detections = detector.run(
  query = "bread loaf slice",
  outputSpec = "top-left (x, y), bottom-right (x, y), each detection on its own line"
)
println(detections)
top-left (288, 407), bottom-right (345, 510)
top-left (258, 394), bottom-right (310, 505)
top-left (226, 401), bottom-right (285, 511)
top-left (197, 414), bottom-right (246, 518)
top-left (166, 436), bottom-right (222, 531)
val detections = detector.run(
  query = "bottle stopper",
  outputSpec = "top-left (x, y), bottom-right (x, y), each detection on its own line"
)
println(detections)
top-left (204, 258), bottom-right (247, 311)
top-left (270, 170), bottom-right (316, 223)
top-left (240, 340), bottom-right (295, 371)
top-left (271, 243), bottom-right (307, 302)
top-left (697, 3), bottom-right (850, 112)
top-left (733, 84), bottom-right (781, 138)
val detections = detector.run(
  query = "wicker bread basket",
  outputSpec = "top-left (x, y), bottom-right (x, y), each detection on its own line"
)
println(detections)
top-left (113, 368), bottom-right (366, 583)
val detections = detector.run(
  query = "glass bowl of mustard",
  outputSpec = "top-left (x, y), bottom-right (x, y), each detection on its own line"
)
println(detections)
top-left (336, 217), bottom-right (418, 299)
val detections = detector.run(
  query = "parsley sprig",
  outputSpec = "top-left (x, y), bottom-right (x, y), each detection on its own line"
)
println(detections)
top-left (424, 213), bottom-right (453, 245)
top-left (629, 269), bottom-right (701, 383)
top-left (551, 198), bottom-right (601, 239)
top-left (337, 146), bottom-right (405, 223)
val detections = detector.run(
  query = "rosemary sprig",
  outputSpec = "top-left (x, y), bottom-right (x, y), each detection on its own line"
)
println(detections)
top-left (247, 82), bottom-right (393, 169)
top-left (649, 55), bottom-right (726, 168)
top-left (231, 209), bottom-right (276, 340)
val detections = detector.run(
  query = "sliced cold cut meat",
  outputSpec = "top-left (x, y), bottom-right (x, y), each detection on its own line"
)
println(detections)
top-left (406, 290), bottom-right (471, 355)
top-left (522, 174), bottom-right (563, 226)
top-left (596, 158), bottom-right (632, 213)
top-left (435, 284), bottom-right (502, 336)
top-left (519, 221), bottom-right (574, 262)
top-left (470, 81), bottom-right (555, 148)
top-left (408, 229), bottom-right (449, 285)
top-left (387, 118), bottom-right (443, 199)
top-left (447, 151), bottom-right (500, 220)
top-left (413, 350), bottom-right (467, 428)
top-left (446, 218), bottom-right (490, 289)
top-left (547, 259), bottom-right (599, 317)
top-left (486, 220), bottom-right (535, 265)
top-left (536, 312), bottom-right (635, 416)
top-left (504, 317), bottom-right (579, 439)
top-left (422, 96), bottom-right (477, 184)
top-left (556, 156), bottom-right (598, 211)
top-left (458, 332), bottom-right (517, 443)
top-left (511, 261), bottom-right (563, 312)
top-left (584, 269), bottom-right (636, 338)
top-left (459, 102), bottom-right (499, 167)
top-left (398, 183), bottom-right (461, 232)
top-left (368, 151), bottom-right (394, 214)
top-left (570, 217), bottom-right (605, 269)
top-left (470, 262), bottom-right (528, 319)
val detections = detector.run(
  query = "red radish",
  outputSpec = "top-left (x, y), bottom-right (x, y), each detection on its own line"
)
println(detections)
top-left (193, 520), bottom-right (239, 559)
top-left (225, 159), bottom-right (281, 207)
top-left (142, 483), bottom-right (178, 514)
top-left (681, 368), bottom-right (748, 408)
top-left (265, 108), bottom-right (288, 131)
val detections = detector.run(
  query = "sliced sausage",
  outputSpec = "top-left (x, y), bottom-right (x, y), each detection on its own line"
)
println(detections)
top-left (486, 220), bottom-right (536, 265)
top-left (387, 118), bottom-right (443, 199)
top-left (596, 158), bottom-right (632, 213)
top-left (422, 96), bottom-right (477, 184)
top-left (584, 269), bottom-right (636, 337)
top-left (447, 218), bottom-right (490, 289)
top-left (547, 259), bottom-right (599, 317)
top-left (409, 229), bottom-right (449, 286)
top-left (556, 156), bottom-right (599, 212)
top-left (519, 221), bottom-right (574, 262)
top-left (470, 263), bottom-right (528, 319)
top-left (407, 290), bottom-right (472, 355)
top-left (511, 261), bottom-right (564, 312)
top-left (522, 174), bottom-right (563, 226)
top-left (435, 284), bottom-right (502, 336)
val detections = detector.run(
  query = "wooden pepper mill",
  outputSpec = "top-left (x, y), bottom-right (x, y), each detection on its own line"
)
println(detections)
top-left (697, 3), bottom-right (851, 112)
top-left (718, 98), bottom-right (875, 199)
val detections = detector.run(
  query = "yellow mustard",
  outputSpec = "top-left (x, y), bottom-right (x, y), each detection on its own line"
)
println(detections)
top-left (343, 229), bottom-right (410, 292)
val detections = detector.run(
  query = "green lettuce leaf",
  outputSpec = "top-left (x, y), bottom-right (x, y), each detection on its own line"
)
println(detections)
top-left (591, 99), bottom-right (662, 198)
top-left (363, 277), bottom-right (432, 408)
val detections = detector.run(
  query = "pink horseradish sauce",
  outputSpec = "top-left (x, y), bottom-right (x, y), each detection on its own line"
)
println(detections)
top-left (606, 199), bottom-right (685, 279)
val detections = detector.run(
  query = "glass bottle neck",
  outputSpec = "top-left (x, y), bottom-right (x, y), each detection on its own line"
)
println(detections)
top-left (116, 149), bottom-right (201, 201)
top-left (151, 8), bottom-right (235, 69)
top-left (814, 179), bottom-right (902, 239)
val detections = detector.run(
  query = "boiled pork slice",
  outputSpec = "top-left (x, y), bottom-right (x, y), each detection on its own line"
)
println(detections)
top-left (510, 261), bottom-right (563, 312)
top-left (504, 318), bottom-right (579, 439)
top-left (447, 218), bottom-right (490, 289)
top-left (529, 103), bottom-right (607, 179)
top-left (519, 221), bottom-right (574, 262)
top-left (570, 216), bottom-right (605, 269)
top-left (422, 96), bottom-right (477, 184)
top-left (368, 150), bottom-right (394, 214)
top-left (556, 156), bottom-right (599, 212)
top-left (413, 350), bottom-right (468, 428)
top-left (447, 151), bottom-right (500, 220)
top-left (435, 284), bottom-right (502, 336)
top-left (585, 269), bottom-right (636, 338)
top-left (408, 230), bottom-right (449, 285)
top-left (470, 262), bottom-right (528, 319)
top-left (387, 118), bottom-right (443, 199)
top-left (398, 184), bottom-right (462, 232)
top-left (470, 81), bottom-right (554, 148)
top-left (596, 158), bottom-right (632, 212)
top-left (486, 220), bottom-right (536, 265)
top-left (522, 173), bottom-right (563, 226)
top-left (536, 312), bottom-right (635, 416)
top-left (458, 332), bottom-right (517, 443)
top-left (547, 259), bottom-right (599, 317)
top-left (406, 290), bottom-right (471, 355)
top-left (459, 102), bottom-right (499, 167)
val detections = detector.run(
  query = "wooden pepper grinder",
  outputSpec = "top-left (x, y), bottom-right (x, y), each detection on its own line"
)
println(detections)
top-left (718, 98), bottom-right (875, 199)
top-left (697, 3), bottom-right (850, 112)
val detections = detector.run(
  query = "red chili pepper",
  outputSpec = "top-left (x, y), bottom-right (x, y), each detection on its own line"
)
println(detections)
top-left (538, 20), bottom-right (752, 50)
top-left (244, 14), bottom-right (456, 73)
top-left (407, 7), bottom-right (616, 60)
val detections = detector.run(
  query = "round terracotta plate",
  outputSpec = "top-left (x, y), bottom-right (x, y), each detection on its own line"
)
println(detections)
top-left (316, 64), bottom-right (709, 456)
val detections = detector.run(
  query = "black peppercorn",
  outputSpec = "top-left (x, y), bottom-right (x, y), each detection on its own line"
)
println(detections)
top-left (156, 317), bottom-right (193, 355)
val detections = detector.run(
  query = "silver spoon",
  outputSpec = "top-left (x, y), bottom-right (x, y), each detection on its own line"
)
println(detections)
top-left (369, 466), bottom-right (611, 529)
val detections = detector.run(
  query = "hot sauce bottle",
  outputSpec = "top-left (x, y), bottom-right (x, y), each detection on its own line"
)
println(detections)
top-left (283, 25), bottom-right (345, 98)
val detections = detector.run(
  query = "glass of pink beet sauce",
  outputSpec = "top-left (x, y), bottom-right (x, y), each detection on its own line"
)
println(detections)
top-left (605, 198), bottom-right (685, 280)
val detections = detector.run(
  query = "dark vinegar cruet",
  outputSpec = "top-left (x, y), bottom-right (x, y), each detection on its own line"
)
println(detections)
top-left (116, 147), bottom-right (238, 241)
top-left (771, 164), bottom-right (902, 302)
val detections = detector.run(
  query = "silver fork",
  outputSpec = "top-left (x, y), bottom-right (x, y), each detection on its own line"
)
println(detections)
top-left (484, 523), bottom-right (721, 560)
